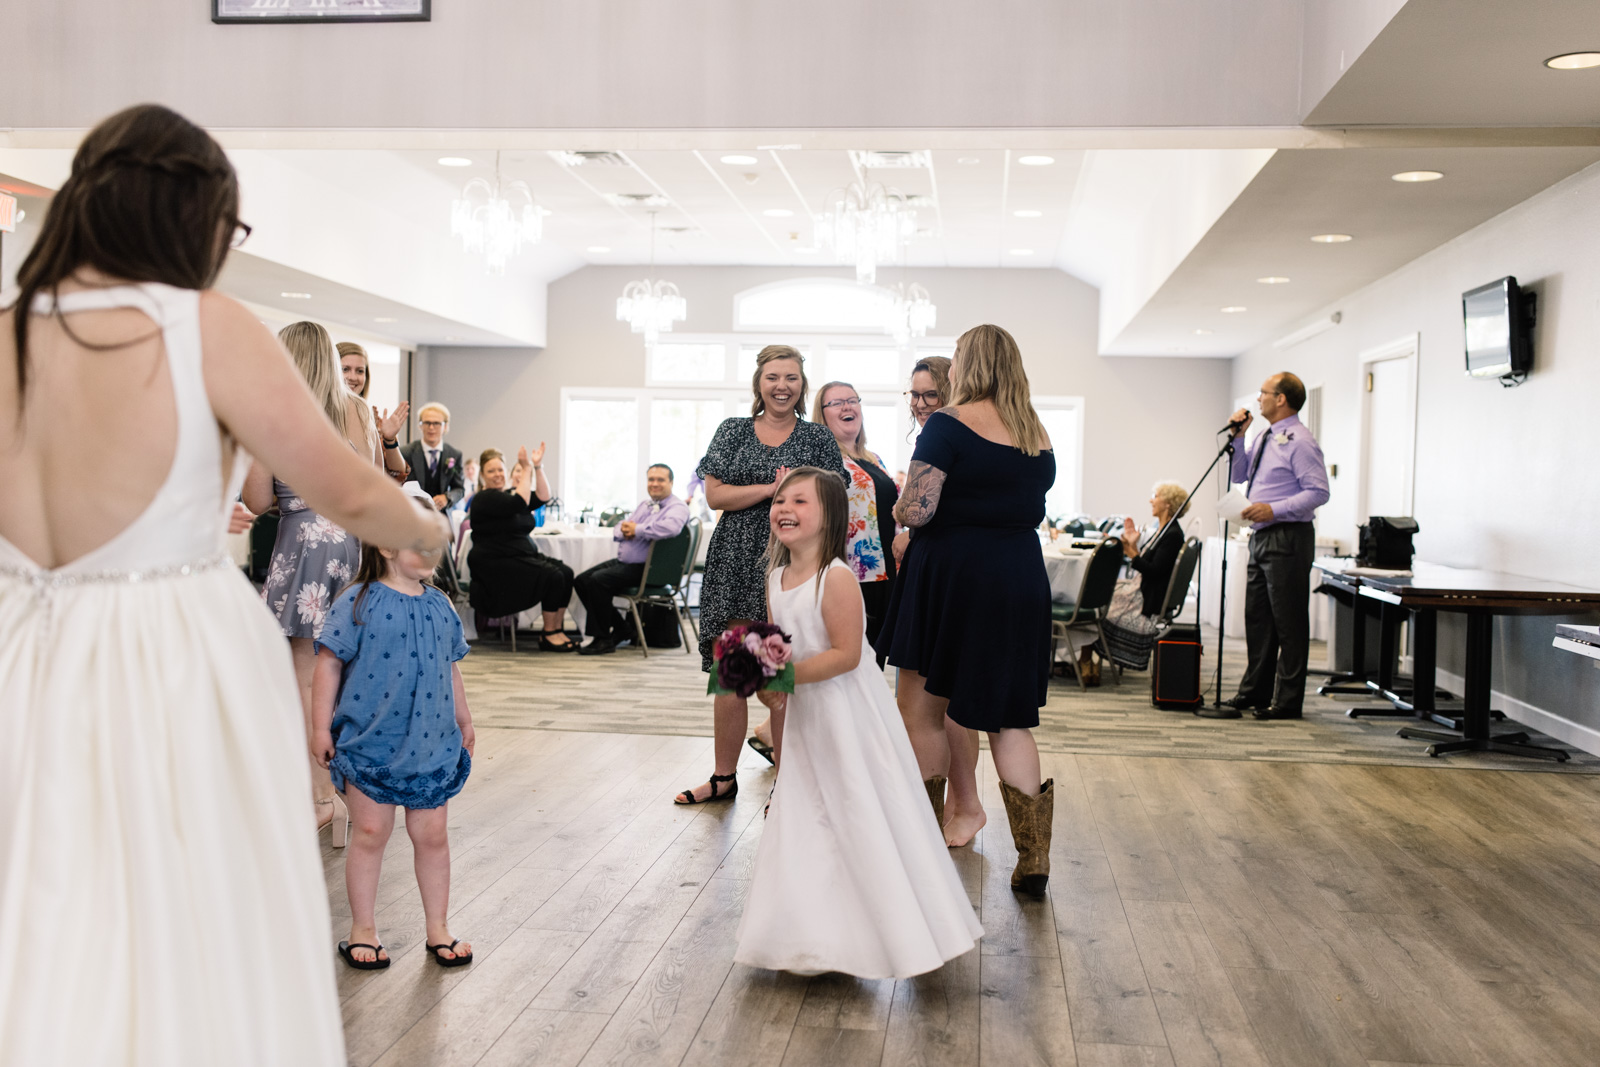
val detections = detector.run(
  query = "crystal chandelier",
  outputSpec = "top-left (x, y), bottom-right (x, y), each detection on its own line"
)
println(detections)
top-left (616, 211), bottom-right (687, 345)
top-left (451, 151), bottom-right (544, 275)
top-left (816, 179), bottom-right (917, 284)
top-left (883, 283), bottom-right (937, 344)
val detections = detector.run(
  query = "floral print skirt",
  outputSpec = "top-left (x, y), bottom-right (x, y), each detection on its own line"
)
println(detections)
top-left (262, 506), bottom-right (358, 639)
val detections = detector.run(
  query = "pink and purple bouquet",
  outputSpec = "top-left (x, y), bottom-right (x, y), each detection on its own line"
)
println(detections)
top-left (707, 621), bottom-right (795, 698)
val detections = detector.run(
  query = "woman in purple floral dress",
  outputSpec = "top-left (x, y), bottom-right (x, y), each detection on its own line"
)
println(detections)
top-left (245, 320), bottom-right (405, 843)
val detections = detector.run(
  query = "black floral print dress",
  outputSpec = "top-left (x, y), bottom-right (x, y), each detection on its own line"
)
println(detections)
top-left (695, 417), bottom-right (848, 671)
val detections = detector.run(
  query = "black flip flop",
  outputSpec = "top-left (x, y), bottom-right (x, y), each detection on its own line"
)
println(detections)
top-left (426, 939), bottom-right (474, 967)
top-left (338, 940), bottom-right (391, 970)
top-left (746, 736), bottom-right (775, 765)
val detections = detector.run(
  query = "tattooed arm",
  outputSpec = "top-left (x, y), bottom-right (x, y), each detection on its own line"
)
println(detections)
top-left (893, 460), bottom-right (948, 528)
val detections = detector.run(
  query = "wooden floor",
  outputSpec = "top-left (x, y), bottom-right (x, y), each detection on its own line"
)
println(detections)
top-left (326, 722), bottom-right (1600, 1066)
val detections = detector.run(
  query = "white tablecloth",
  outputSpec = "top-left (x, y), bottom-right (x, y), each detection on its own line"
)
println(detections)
top-left (1200, 534), bottom-right (1328, 640)
top-left (1042, 548), bottom-right (1090, 604)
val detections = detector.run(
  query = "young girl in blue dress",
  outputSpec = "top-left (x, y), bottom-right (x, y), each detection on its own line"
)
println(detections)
top-left (312, 494), bottom-right (476, 971)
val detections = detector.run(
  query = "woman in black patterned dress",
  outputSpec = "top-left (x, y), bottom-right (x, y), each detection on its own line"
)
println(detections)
top-left (674, 345), bottom-right (847, 805)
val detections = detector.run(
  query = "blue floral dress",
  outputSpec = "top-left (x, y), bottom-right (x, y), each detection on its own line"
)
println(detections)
top-left (313, 583), bottom-right (472, 809)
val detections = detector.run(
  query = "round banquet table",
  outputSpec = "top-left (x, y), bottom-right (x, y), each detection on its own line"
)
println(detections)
top-left (457, 524), bottom-right (622, 634)
top-left (1042, 544), bottom-right (1091, 604)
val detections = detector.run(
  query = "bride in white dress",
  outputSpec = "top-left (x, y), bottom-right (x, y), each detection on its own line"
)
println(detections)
top-left (0, 105), bottom-right (450, 1065)
top-left (734, 468), bottom-right (981, 978)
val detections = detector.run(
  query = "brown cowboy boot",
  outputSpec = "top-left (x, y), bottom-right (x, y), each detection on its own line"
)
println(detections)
top-left (999, 778), bottom-right (1055, 898)
top-left (924, 775), bottom-right (947, 827)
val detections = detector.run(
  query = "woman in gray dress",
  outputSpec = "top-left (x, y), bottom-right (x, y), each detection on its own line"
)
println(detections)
top-left (244, 321), bottom-right (406, 841)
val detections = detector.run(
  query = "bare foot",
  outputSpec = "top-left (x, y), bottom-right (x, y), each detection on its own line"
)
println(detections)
top-left (345, 925), bottom-right (388, 965)
top-left (943, 803), bottom-right (987, 847)
top-left (753, 722), bottom-right (774, 747)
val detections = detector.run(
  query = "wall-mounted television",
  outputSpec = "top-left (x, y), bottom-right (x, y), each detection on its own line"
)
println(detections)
top-left (1462, 276), bottom-right (1534, 381)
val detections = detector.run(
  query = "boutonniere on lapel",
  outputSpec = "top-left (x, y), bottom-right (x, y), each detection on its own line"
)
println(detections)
top-left (1274, 432), bottom-right (1294, 445)
top-left (446, 457), bottom-right (457, 469)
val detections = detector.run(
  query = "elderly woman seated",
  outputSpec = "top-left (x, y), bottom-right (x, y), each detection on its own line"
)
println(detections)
top-left (1081, 481), bottom-right (1189, 683)
top-left (466, 445), bottom-right (576, 651)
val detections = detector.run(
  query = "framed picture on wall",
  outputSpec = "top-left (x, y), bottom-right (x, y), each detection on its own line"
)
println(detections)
top-left (213, 0), bottom-right (430, 24)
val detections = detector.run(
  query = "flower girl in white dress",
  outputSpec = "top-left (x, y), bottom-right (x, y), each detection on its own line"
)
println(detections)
top-left (734, 468), bottom-right (981, 978)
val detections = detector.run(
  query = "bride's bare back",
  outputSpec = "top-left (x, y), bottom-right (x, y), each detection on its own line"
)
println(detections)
top-left (0, 274), bottom-right (442, 570)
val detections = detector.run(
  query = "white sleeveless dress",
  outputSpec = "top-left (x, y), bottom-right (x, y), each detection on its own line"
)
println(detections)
top-left (734, 560), bottom-right (982, 978)
top-left (0, 284), bottom-right (346, 1065)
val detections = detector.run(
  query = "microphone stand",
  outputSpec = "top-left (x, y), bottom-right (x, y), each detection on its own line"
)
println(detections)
top-left (1171, 429), bottom-right (1242, 718)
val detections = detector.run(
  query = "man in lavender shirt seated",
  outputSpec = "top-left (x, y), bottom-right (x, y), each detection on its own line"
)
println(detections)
top-left (1205, 372), bottom-right (1330, 720)
top-left (575, 464), bottom-right (690, 656)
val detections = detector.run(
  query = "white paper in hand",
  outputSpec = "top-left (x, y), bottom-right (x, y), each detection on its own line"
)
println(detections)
top-left (1216, 487), bottom-right (1252, 524)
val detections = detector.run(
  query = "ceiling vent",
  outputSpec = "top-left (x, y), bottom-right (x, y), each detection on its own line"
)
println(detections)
top-left (549, 150), bottom-right (630, 167)
top-left (852, 150), bottom-right (931, 170)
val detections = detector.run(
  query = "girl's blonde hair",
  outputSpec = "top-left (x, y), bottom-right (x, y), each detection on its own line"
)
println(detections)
top-left (949, 324), bottom-right (1048, 457)
top-left (765, 467), bottom-right (849, 595)
top-left (749, 345), bottom-right (809, 418)
top-left (336, 340), bottom-right (370, 399)
top-left (817, 380), bottom-right (873, 463)
top-left (280, 321), bottom-right (350, 438)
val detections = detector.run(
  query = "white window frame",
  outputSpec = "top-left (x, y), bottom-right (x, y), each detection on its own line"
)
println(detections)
top-left (1033, 394), bottom-right (1087, 519)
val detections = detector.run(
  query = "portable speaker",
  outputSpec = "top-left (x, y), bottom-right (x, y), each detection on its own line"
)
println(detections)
top-left (1152, 624), bottom-right (1204, 711)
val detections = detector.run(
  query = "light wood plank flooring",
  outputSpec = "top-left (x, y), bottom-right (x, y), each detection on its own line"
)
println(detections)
top-left (326, 720), bottom-right (1600, 1066)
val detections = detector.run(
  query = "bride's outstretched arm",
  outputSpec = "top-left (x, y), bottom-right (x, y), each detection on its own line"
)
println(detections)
top-left (792, 568), bottom-right (865, 685)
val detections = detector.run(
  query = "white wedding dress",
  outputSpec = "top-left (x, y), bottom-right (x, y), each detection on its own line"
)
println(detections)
top-left (734, 560), bottom-right (982, 978)
top-left (0, 284), bottom-right (346, 1064)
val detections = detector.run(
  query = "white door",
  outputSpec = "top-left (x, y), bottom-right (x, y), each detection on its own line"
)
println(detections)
top-left (1360, 337), bottom-right (1418, 519)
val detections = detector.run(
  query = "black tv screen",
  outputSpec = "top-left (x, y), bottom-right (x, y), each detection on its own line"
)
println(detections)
top-left (1462, 276), bottom-right (1531, 379)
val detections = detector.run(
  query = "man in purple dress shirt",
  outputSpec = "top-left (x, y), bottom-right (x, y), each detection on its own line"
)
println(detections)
top-left (575, 464), bottom-right (690, 655)
top-left (1211, 372), bottom-right (1330, 719)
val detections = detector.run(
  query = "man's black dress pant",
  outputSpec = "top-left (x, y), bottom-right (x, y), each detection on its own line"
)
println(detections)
top-left (574, 559), bottom-right (645, 641)
top-left (1237, 521), bottom-right (1315, 712)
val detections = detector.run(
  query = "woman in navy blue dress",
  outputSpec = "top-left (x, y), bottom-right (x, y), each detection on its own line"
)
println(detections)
top-left (875, 324), bottom-right (1058, 897)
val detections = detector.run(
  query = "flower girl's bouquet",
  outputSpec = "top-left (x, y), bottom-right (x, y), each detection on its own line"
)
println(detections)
top-left (707, 621), bottom-right (795, 698)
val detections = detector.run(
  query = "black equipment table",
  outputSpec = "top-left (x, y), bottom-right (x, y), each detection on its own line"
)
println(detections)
top-left (1356, 563), bottom-right (1600, 762)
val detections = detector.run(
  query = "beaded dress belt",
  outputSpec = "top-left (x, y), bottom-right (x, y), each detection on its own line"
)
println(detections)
top-left (0, 552), bottom-right (235, 591)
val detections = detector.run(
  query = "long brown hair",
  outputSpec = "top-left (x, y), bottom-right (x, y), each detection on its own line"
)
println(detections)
top-left (765, 467), bottom-right (849, 596)
top-left (949, 324), bottom-right (1047, 456)
top-left (8, 104), bottom-right (240, 399)
top-left (749, 344), bottom-right (809, 418)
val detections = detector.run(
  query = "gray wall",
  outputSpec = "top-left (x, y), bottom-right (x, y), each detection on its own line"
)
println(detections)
top-left (425, 265), bottom-right (1230, 529)
top-left (1232, 160), bottom-right (1600, 751)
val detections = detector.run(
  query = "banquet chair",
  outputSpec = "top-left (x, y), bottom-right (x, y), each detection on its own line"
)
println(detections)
top-left (620, 518), bottom-right (698, 658)
top-left (1156, 538), bottom-right (1203, 627)
top-left (676, 518), bottom-right (703, 644)
top-left (1050, 538), bottom-right (1125, 691)
top-left (1102, 536), bottom-right (1202, 672)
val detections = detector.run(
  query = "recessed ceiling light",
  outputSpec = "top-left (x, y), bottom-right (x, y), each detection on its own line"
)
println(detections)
top-left (1009, 248), bottom-right (1035, 256)
top-left (373, 316), bottom-right (398, 323)
top-left (762, 208), bottom-right (794, 218)
top-left (437, 157), bottom-right (472, 167)
top-left (1013, 209), bottom-right (1043, 218)
top-left (1392, 170), bottom-right (1444, 183)
top-left (1546, 52), bottom-right (1600, 70)
top-left (1194, 329), bottom-right (1214, 335)
top-left (1257, 276), bottom-right (1291, 285)
top-left (1311, 233), bottom-right (1353, 243)
top-left (279, 291), bottom-right (312, 299)
top-left (1220, 306), bottom-right (1247, 313)
top-left (720, 154), bottom-right (758, 166)
top-left (587, 245), bottom-right (611, 253)
top-left (1017, 155), bottom-right (1055, 166)
top-left (957, 156), bottom-right (981, 165)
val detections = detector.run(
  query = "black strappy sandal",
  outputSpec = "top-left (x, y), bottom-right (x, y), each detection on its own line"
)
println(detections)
top-left (538, 634), bottom-right (577, 652)
top-left (338, 941), bottom-right (391, 971)
top-left (675, 772), bottom-right (738, 805)
top-left (426, 939), bottom-right (474, 968)
top-left (746, 736), bottom-right (775, 765)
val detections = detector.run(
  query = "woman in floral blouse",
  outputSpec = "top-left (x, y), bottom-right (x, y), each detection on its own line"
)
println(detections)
top-left (817, 380), bottom-right (899, 662)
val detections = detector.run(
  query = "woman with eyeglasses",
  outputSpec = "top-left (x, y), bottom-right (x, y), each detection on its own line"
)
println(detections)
top-left (817, 381), bottom-right (899, 660)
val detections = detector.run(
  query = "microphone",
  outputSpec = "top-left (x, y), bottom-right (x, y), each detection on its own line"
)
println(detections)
top-left (1220, 415), bottom-right (1248, 434)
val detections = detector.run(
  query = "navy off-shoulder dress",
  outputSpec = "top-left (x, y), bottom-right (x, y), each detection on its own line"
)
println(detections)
top-left (875, 410), bottom-right (1055, 731)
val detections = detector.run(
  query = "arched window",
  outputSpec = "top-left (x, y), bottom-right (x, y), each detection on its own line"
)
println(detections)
top-left (733, 278), bottom-right (895, 332)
